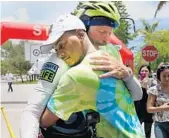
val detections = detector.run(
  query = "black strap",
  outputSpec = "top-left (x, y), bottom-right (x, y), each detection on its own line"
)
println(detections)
top-left (55, 112), bottom-right (86, 131)
top-left (41, 111), bottom-right (91, 138)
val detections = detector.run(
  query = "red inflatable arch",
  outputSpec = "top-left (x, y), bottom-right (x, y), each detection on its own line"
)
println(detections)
top-left (109, 33), bottom-right (134, 71)
top-left (0, 22), bottom-right (134, 71)
top-left (0, 22), bottom-right (49, 44)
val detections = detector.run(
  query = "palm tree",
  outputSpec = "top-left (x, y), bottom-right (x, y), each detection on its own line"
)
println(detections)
top-left (154, 1), bottom-right (167, 18)
top-left (136, 19), bottom-right (159, 37)
top-left (134, 19), bottom-right (159, 66)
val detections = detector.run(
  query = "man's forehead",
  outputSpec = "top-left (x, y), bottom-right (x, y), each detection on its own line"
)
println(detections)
top-left (54, 34), bottom-right (65, 46)
top-left (91, 26), bottom-right (112, 30)
top-left (55, 30), bottom-right (79, 46)
top-left (54, 31), bottom-right (71, 46)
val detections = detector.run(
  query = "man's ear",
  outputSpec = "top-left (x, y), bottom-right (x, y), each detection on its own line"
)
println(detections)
top-left (76, 29), bottom-right (85, 40)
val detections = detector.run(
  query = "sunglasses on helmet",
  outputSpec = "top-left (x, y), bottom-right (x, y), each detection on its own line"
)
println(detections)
top-left (159, 64), bottom-right (169, 70)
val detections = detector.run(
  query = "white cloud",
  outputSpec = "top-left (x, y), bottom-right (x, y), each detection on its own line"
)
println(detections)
top-left (32, 12), bottom-right (62, 25)
top-left (1, 16), bottom-right (16, 22)
top-left (123, 1), bottom-right (169, 20)
top-left (2, 8), bottom-right (29, 22)
top-left (13, 8), bottom-right (29, 22)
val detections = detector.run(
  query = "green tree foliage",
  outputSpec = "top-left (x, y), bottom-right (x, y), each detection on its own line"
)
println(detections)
top-left (135, 19), bottom-right (159, 36)
top-left (134, 19), bottom-right (169, 72)
top-left (113, 1), bottom-right (133, 44)
top-left (143, 30), bottom-right (169, 71)
top-left (1, 41), bottom-right (32, 82)
top-left (145, 30), bottom-right (169, 62)
top-left (1, 60), bottom-right (9, 75)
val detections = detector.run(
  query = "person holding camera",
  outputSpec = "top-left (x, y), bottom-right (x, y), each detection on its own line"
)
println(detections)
top-left (134, 64), bottom-right (157, 138)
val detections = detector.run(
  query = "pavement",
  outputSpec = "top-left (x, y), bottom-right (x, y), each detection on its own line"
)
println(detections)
top-left (1, 82), bottom-right (38, 138)
top-left (0, 81), bottom-right (155, 138)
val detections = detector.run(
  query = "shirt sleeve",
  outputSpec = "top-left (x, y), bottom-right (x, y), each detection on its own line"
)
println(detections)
top-left (47, 74), bottom-right (80, 121)
top-left (103, 45), bottom-right (143, 101)
top-left (123, 75), bottom-right (143, 101)
top-left (147, 85), bottom-right (158, 96)
top-left (20, 55), bottom-right (69, 138)
top-left (20, 88), bottom-right (52, 138)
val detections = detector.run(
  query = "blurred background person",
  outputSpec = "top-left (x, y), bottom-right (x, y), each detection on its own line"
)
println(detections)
top-left (135, 64), bottom-right (157, 138)
top-left (5, 71), bottom-right (14, 92)
top-left (147, 62), bottom-right (169, 138)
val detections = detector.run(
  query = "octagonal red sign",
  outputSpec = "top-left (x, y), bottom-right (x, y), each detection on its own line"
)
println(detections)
top-left (142, 45), bottom-right (158, 62)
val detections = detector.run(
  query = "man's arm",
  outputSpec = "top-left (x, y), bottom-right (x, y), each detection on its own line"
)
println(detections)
top-left (123, 75), bottom-right (143, 101)
top-left (40, 73), bottom-right (80, 128)
top-left (20, 54), bottom-right (69, 138)
top-left (20, 88), bottom-right (53, 138)
top-left (40, 108), bottom-right (59, 128)
top-left (90, 53), bottom-right (143, 101)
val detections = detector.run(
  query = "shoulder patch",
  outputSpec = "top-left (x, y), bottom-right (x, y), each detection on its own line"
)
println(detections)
top-left (39, 62), bottom-right (59, 83)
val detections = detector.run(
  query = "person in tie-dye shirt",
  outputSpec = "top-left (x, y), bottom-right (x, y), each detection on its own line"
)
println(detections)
top-left (40, 14), bottom-right (144, 138)
top-left (21, 2), bottom-right (143, 138)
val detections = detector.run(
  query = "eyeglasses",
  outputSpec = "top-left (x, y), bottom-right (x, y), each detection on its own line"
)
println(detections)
top-left (96, 30), bottom-right (111, 37)
top-left (159, 65), bottom-right (169, 70)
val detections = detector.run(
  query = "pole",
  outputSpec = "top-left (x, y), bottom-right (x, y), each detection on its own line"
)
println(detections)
top-left (149, 62), bottom-right (152, 78)
top-left (149, 62), bottom-right (151, 68)
top-left (1, 107), bottom-right (16, 138)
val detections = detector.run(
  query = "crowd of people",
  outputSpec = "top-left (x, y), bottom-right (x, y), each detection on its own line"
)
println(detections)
top-left (17, 2), bottom-right (168, 138)
top-left (135, 63), bottom-right (169, 138)
top-left (147, 63), bottom-right (169, 138)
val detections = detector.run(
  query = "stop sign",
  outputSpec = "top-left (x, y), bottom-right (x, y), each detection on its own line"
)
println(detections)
top-left (142, 45), bottom-right (158, 62)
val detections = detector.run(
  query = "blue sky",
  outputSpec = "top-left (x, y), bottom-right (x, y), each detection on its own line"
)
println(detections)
top-left (1, 1), bottom-right (169, 53)
top-left (1, 1), bottom-right (79, 24)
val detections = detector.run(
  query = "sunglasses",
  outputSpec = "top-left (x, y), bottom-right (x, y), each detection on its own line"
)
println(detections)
top-left (159, 65), bottom-right (169, 70)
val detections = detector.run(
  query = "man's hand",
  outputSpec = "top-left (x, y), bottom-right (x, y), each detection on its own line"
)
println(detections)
top-left (40, 108), bottom-right (60, 128)
top-left (89, 53), bottom-right (131, 79)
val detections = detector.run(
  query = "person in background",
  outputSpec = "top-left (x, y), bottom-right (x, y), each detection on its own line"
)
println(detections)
top-left (5, 71), bottom-right (14, 92)
top-left (147, 62), bottom-right (169, 138)
top-left (134, 64), bottom-right (156, 138)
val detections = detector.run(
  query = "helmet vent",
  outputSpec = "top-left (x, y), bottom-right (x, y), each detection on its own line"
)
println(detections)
top-left (85, 7), bottom-right (96, 10)
top-left (108, 4), bottom-right (115, 12)
top-left (93, 4), bottom-right (99, 9)
top-left (98, 5), bottom-right (110, 13)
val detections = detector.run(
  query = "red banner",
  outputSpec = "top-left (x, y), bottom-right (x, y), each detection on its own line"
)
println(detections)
top-left (0, 22), bottom-right (134, 71)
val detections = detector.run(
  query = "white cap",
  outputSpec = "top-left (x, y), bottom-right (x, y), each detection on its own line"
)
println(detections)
top-left (41, 14), bottom-right (86, 53)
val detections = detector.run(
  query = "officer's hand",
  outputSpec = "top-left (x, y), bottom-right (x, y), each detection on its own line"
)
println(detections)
top-left (89, 53), bottom-right (131, 79)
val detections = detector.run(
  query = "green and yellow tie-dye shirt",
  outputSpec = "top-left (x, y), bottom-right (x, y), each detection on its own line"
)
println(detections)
top-left (47, 45), bottom-right (145, 138)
